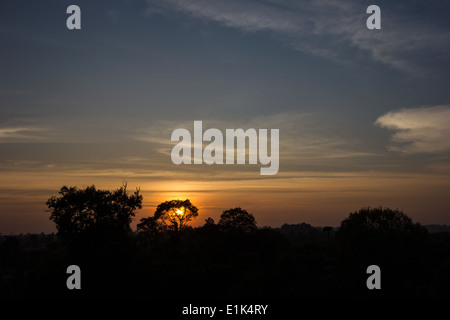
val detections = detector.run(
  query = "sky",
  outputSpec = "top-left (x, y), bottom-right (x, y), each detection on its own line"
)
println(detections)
top-left (1, 0), bottom-right (450, 234)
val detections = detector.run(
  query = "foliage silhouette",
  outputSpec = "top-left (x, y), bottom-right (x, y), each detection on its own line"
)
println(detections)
top-left (201, 217), bottom-right (217, 232)
top-left (137, 216), bottom-right (168, 236)
top-left (204, 217), bottom-right (215, 226)
top-left (46, 183), bottom-right (142, 296)
top-left (334, 206), bottom-right (429, 298)
top-left (336, 206), bottom-right (427, 251)
top-left (3, 203), bottom-right (450, 300)
top-left (218, 207), bottom-right (257, 233)
top-left (140, 199), bottom-right (198, 232)
top-left (278, 222), bottom-right (326, 244)
top-left (46, 184), bottom-right (142, 240)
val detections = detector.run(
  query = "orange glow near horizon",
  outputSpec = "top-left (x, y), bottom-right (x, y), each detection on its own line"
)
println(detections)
top-left (2, 168), bottom-right (450, 234)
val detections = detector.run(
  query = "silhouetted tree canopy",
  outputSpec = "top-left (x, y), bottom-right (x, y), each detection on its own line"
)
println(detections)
top-left (148, 199), bottom-right (198, 232)
top-left (335, 206), bottom-right (428, 261)
top-left (4, 202), bottom-right (450, 300)
top-left (137, 216), bottom-right (168, 235)
top-left (334, 207), bottom-right (430, 298)
top-left (218, 207), bottom-right (257, 232)
top-left (200, 217), bottom-right (218, 233)
top-left (337, 207), bottom-right (426, 238)
top-left (204, 217), bottom-right (215, 227)
top-left (278, 223), bottom-right (326, 244)
top-left (46, 184), bottom-right (142, 240)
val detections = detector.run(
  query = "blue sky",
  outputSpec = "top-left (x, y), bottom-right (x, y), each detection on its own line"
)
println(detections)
top-left (1, 0), bottom-right (450, 233)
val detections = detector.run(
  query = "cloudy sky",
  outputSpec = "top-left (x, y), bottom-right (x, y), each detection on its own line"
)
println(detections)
top-left (1, 0), bottom-right (450, 233)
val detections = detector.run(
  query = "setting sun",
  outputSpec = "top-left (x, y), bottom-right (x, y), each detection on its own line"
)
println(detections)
top-left (176, 208), bottom-right (184, 216)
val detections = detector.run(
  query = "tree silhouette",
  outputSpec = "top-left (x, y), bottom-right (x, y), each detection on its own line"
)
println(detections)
top-left (336, 206), bottom-right (426, 242)
top-left (334, 206), bottom-right (429, 298)
top-left (200, 217), bottom-right (218, 233)
top-left (335, 206), bottom-right (428, 256)
top-left (151, 199), bottom-right (199, 232)
top-left (204, 217), bottom-right (215, 227)
top-left (46, 184), bottom-right (142, 240)
top-left (218, 207), bottom-right (257, 232)
top-left (137, 216), bottom-right (167, 235)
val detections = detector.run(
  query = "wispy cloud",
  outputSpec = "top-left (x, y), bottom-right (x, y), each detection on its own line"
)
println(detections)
top-left (375, 105), bottom-right (450, 153)
top-left (133, 111), bottom-right (377, 166)
top-left (0, 127), bottom-right (46, 142)
top-left (146, 0), bottom-right (450, 73)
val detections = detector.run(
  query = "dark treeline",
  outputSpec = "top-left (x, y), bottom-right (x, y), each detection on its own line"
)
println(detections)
top-left (2, 221), bottom-right (450, 300)
top-left (1, 185), bottom-right (450, 300)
